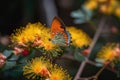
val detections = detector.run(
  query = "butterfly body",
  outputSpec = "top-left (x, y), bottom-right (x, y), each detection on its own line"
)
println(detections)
top-left (51, 17), bottom-right (71, 46)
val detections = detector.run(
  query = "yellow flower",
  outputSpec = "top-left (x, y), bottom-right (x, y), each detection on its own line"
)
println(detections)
top-left (84, 0), bottom-right (119, 15)
top-left (11, 22), bottom-right (62, 57)
top-left (115, 7), bottom-right (120, 18)
top-left (49, 64), bottom-right (72, 80)
top-left (23, 57), bottom-right (52, 79)
top-left (40, 27), bottom-right (62, 57)
top-left (40, 27), bottom-right (54, 50)
top-left (96, 43), bottom-right (118, 63)
top-left (11, 23), bottom-right (45, 47)
top-left (23, 57), bottom-right (72, 80)
top-left (98, 0), bottom-right (107, 3)
top-left (43, 40), bottom-right (62, 56)
top-left (99, 0), bottom-right (117, 14)
top-left (84, 0), bottom-right (98, 10)
top-left (67, 27), bottom-right (92, 48)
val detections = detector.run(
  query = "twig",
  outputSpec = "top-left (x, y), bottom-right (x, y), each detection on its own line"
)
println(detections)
top-left (74, 17), bottom-right (107, 80)
top-left (87, 60), bottom-right (117, 74)
top-left (62, 53), bottom-right (117, 74)
top-left (95, 64), bottom-right (107, 78)
top-left (88, 64), bottom-right (108, 80)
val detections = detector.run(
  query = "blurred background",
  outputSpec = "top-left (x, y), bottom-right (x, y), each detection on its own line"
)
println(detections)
top-left (0, 0), bottom-right (83, 35)
top-left (0, 0), bottom-right (120, 80)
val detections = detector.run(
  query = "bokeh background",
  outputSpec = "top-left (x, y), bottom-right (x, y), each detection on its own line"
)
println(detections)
top-left (0, 0), bottom-right (95, 38)
top-left (0, 0), bottom-right (120, 80)
top-left (0, 0), bottom-right (80, 34)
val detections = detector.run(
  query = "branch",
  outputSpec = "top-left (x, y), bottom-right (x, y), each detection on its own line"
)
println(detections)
top-left (73, 17), bottom-right (108, 80)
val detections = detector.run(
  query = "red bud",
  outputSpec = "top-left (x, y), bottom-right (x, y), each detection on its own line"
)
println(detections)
top-left (83, 49), bottom-right (90, 55)
top-left (22, 49), bottom-right (29, 56)
top-left (111, 27), bottom-right (118, 34)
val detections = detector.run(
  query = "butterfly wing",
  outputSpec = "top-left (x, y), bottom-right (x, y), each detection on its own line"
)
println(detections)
top-left (51, 17), bottom-right (65, 38)
top-left (51, 17), bottom-right (71, 46)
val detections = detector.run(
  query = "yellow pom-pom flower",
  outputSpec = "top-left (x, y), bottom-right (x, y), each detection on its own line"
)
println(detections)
top-left (11, 23), bottom-right (45, 47)
top-left (49, 64), bottom-right (72, 80)
top-left (99, 0), bottom-right (117, 14)
top-left (96, 43), bottom-right (120, 66)
top-left (38, 26), bottom-right (62, 57)
top-left (43, 40), bottom-right (62, 57)
top-left (84, 0), bottom-right (119, 15)
top-left (84, 0), bottom-right (98, 10)
top-left (23, 57), bottom-right (52, 79)
top-left (115, 7), bottom-right (120, 18)
top-left (11, 23), bottom-right (62, 57)
top-left (98, 0), bottom-right (107, 3)
top-left (67, 27), bottom-right (92, 48)
top-left (23, 57), bottom-right (72, 80)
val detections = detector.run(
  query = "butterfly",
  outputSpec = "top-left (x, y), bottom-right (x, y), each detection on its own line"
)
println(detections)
top-left (50, 16), bottom-right (71, 46)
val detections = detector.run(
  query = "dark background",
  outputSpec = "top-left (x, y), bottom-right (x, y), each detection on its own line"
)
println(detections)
top-left (0, 0), bottom-right (83, 35)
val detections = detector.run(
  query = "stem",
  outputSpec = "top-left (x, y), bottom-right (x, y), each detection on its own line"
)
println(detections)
top-left (62, 54), bottom-right (117, 74)
top-left (87, 60), bottom-right (117, 74)
top-left (88, 64), bottom-right (108, 80)
top-left (95, 64), bottom-right (107, 77)
top-left (74, 17), bottom-right (107, 80)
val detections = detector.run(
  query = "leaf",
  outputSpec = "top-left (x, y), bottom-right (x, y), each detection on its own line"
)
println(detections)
top-left (95, 63), bottom-right (103, 67)
top-left (74, 19), bottom-right (86, 24)
top-left (71, 9), bottom-right (85, 18)
top-left (74, 52), bottom-right (85, 62)
top-left (82, 5), bottom-right (93, 19)
top-left (1, 63), bottom-right (25, 79)
top-left (71, 9), bottom-right (87, 24)
top-left (95, 58), bottom-right (105, 63)
top-left (8, 54), bottom-right (19, 61)
top-left (70, 6), bottom-right (93, 24)
top-left (2, 61), bottom-right (16, 71)
top-left (3, 50), bottom-right (13, 57)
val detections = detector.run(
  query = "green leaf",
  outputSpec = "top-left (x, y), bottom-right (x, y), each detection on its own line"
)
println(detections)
top-left (71, 5), bottom-right (93, 24)
top-left (95, 63), bottom-right (103, 67)
top-left (3, 50), bottom-right (13, 58)
top-left (8, 54), bottom-right (19, 61)
top-left (95, 58), bottom-right (105, 63)
top-left (74, 52), bottom-right (85, 62)
top-left (1, 63), bottom-right (25, 79)
top-left (82, 5), bottom-right (92, 19)
top-left (74, 19), bottom-right (86, 24)
top-left (71, 9), bottom-right (85, 18)
top-left (2, 61), bottom-right (16, 71)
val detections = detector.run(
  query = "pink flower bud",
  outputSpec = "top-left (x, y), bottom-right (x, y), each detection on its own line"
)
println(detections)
top-left (13, 47), bottom-right (24, 55)
top-left (0, 53), bottom-right (6, 68)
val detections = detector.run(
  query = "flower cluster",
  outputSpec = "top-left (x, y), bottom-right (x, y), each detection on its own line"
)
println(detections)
top-left (96, 43), bottom-right (120, 67)
top-left (11, 23), bottom-right (91, 57)
top-left (11, 23), bottom-right (61, 57)
top-left (23, 57), bottom-right (72, 80)
top-left (84, 0), bottom-right (120, 17)
top-left (10, 23), bottom-right (91, 80)
top-left (67, 27), bottom-right (92, 48)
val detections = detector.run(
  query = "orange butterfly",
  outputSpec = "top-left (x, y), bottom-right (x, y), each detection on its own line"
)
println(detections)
top-left (50, 16), bottom-right (71, 46)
